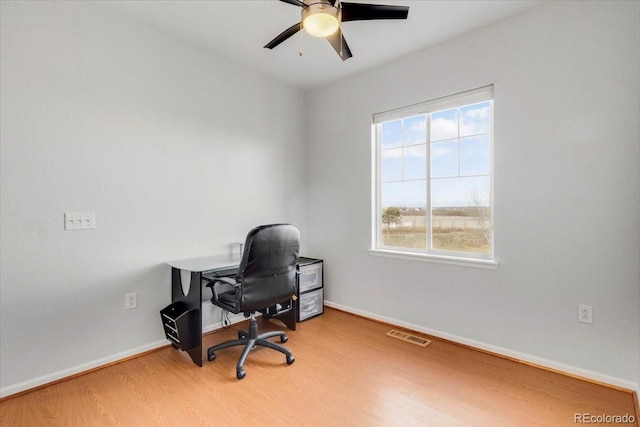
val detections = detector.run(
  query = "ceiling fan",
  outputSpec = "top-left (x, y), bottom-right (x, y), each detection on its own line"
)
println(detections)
top-left (264, 0), bottom-right (409, 61)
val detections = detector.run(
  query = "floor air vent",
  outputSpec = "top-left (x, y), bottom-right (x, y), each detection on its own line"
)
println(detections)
top-left (386, 329), bottom-right (431, 347)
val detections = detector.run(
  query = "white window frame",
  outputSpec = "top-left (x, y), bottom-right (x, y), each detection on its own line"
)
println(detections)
top-left (369, 86), bottom-right (498, 270)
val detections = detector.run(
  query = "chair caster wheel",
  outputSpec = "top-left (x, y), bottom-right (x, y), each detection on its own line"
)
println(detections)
top-left (238, 331), bottom-right (247, 339)
top-left (208, 351), bottom-right (216, 361)
top-left (280, 335), bottom-right (288, 343)
top-left (286, 355), bottom-right (295, 365)
top-left (237, 369), bottom-right (246, 380)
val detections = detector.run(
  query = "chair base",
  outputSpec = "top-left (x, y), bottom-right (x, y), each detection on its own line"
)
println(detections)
top-left (207, 315), bottom-right (294, 379)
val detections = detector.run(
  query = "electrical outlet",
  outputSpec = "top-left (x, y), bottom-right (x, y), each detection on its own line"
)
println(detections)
top-left (578, 304), bottom-right (592, 324)
top-left (125, 292), bottom-right (137, 310)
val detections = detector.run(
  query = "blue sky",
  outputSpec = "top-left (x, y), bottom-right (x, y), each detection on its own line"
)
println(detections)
top-left (380, 101), bottom-right (491, 209)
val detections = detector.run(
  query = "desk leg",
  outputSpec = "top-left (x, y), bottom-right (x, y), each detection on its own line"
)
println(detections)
top-left (171, 268), bottom-right (203, 367)
top-left (278, 305), bottom-right (297, 331)
top-left (261, 300), bottom-right (297, 331)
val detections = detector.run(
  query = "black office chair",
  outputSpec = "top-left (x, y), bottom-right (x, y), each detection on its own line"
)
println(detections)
top-left (205, 224), bottom-right (299, 379)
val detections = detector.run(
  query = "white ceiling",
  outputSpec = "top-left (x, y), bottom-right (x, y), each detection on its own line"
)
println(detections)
top-left (102, 0), bottom-right (543, 90)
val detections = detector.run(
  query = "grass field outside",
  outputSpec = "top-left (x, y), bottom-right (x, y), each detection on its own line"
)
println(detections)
top-left (381, 210), bottom-right (490, 253)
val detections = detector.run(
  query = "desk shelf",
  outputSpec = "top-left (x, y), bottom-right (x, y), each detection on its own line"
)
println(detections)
top-left (160, 302), bottom-right (198, 351)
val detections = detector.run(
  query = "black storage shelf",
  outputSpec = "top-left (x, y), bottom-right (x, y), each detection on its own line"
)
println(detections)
top-left (296, 257), bottom-right (324, 322)
top-left (160, 301), bottom-right (198, 351)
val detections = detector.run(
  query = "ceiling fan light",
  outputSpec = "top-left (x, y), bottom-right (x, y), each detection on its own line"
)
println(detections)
top-left (302, 3), bottom-right (340, 38)
top-left (304, 13), bottom-right (339, 37)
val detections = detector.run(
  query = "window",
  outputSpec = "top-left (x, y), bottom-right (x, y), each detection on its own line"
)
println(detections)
top-left (371, 86), bottom-right (494, 265)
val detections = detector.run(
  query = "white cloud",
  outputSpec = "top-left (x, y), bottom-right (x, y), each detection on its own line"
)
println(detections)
top-left (431, 117), bottom-right (457, 141)
top-left (460, 105), bottom-right (490, 136)
top-left (381, 147), bottom-right (402, 159)
top-left (404, 144), bottom-right (426, 159)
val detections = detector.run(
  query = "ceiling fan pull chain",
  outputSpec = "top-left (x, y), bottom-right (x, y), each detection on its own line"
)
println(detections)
top-left (299, 22), bottom-right (305, 57)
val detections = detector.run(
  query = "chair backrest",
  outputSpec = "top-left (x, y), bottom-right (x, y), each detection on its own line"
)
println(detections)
top-left (236, 224), bottom-right (300, 312)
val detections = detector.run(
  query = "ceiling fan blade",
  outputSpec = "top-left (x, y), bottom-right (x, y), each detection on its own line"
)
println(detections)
top-left (326, 27), bottom-right (353, 61)
top-left (341, 2), bottom-right (409, 22)
top-left (264, 22), bottom-right (302, 49)
top-left (278, 0), bottom-right (307, 7)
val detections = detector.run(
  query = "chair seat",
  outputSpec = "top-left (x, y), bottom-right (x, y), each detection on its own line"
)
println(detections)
top-left (214, 291), bottom-right (238, 313)
top-left (217, 291), bottom-right (236, 305)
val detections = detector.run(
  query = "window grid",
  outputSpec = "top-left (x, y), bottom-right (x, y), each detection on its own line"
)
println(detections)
top-left (373, 89), bottom-right (493, 261)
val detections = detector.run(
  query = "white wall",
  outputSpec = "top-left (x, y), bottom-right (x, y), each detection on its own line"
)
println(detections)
top-left (0, 1), bottom-right (307, 395)
top-left (306, 1), bottom-right (640, 391)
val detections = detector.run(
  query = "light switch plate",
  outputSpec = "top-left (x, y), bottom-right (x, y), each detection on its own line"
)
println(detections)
top-left (64, 212), bottom-right (95, 230)
top-left (578, 304), bottom-right (593, 324)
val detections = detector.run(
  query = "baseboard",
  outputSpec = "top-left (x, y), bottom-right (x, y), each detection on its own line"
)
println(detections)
top-left (0, 313), bottom-right (250, 399)
top-left (324, 300), bottom-right (640, 396)
top-left (0, 340), bottom-right (168, 399)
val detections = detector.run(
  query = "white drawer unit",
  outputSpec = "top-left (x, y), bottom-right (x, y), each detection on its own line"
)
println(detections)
top-left (298, 261), bottom-right (323, 293)
top-left (296, 257), bottom-right (324, 322)
top-left (298, 288), bottom-right (323, 321)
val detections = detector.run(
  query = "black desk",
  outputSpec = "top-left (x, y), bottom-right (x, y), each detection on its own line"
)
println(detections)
top-left (163, 254), bottom-right (297, 367)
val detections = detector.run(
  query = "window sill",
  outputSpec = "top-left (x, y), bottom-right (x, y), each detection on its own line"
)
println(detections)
top-left (368, 249), bottom-right (499, 270)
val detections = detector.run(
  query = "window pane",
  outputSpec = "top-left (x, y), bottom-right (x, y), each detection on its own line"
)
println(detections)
top-left (381, 180), bottom-right (426, 210)
top-left (403, 144), bottom-right (427, 180)
top-left (403, 115), bottom-right (426, 146)
top-left (460, 101), bottom-right (491, 137)
top-left (430, 139), bottom-right (458, 178)
top-left (460, 135), bottom-right (490, 176)
top-left (431, 176), bottom-right (489, 208)
top-left (381, 148), bottom-right (402, 182)
top-left (431, 176), bottom-right (491, 254)
top-left (381, 120), bottom-right (402, 149)
top-left (430, 108), bottom-right (458, 141)
top-left (381, 181), bottom-right (427, 250)
top-left (381, 211), bottom-right (427, 250)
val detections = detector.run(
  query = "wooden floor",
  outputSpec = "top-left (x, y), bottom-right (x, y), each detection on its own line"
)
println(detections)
top-left (1, 308), bottom-right (637, 426)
